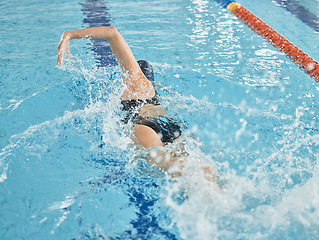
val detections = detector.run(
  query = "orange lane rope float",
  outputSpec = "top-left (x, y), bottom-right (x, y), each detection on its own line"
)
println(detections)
top-left (226, 2), bottom-right (319, 82)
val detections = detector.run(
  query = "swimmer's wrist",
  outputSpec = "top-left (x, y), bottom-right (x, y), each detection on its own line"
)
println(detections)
top-left (64, 31), bottom-right (73, 40)
top-left (65, 29), bottom-right (91, 40)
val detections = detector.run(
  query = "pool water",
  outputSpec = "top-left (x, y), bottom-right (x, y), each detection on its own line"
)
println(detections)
top-left (1, 0), bottom-right (319, 239)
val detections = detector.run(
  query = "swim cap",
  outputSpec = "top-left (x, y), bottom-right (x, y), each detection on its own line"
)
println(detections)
top-left (137, 60), bottom-right (154, 82)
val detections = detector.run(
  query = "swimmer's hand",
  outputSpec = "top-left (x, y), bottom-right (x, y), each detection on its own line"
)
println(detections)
top-left (56, 31), bottom-right (72, 66)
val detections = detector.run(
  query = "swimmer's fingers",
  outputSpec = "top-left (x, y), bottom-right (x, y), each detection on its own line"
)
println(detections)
top-left (56, 46), bottom-right (65, 66)
top-left (56, 43), bottom-right (70, 66)
top-left (56, 49), bottom-right (71, 66)
top-left (56, 52), bottom-right (63, 66)
top-left (56, 51), bottom-right (69, 66)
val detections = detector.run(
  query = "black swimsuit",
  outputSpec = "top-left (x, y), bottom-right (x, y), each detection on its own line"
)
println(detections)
top-left (121, 95), bottom-right (182, 144)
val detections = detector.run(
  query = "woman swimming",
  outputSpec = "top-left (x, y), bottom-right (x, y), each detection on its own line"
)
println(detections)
top-left (57, 26), bottom-right (218, 182)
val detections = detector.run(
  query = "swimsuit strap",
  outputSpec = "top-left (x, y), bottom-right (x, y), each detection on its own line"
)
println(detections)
top-left (121, 95), bottom-right (160, 112)
top-left (121, 95), bottom-right (161, 124)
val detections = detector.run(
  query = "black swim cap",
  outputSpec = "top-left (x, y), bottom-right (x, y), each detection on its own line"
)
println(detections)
top-left (137, 60), bottom-right (154, 82)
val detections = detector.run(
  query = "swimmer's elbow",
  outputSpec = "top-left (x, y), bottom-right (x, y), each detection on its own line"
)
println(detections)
top-left (106, 26), bottom-right (117, 33)
top-left (103, 26), bottom-right (120, 40)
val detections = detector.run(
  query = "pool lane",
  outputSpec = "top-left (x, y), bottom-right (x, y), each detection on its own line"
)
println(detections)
top-left (81, 0), bottom-right (117, 67)
top-left (274, 0), bottom-right (319, 32)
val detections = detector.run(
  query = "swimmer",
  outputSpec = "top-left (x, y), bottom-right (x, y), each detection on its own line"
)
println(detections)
top-left (57, 26), bottom-right (218, 184)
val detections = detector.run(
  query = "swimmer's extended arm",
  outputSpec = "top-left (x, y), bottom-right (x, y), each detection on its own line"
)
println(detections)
top-left (56, 27), bottom-right (155, 99)
top-left (57, 27), bottom-right (139, 74)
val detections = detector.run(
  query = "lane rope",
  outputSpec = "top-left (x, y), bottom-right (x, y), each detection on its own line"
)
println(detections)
top-left (224, 2), bottom-right (319, 81)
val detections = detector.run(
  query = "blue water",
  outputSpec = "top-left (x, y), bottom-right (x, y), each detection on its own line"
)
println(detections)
top-left (1, 0), bottom-right (319, 239)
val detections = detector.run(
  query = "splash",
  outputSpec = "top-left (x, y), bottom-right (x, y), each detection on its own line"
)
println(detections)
top-left (2, 49), bottom-right (319, 239)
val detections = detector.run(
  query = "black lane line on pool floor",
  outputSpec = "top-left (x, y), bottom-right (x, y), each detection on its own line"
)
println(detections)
top-left (274, 0), bottom-right (319, 32)
top-left (80, 1), bottom-right (176, 238)
top-left (81, 0), bottom-right (117, 67)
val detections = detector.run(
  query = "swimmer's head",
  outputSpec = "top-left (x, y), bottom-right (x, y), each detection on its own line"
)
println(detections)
top-left (137, 60), bottom-right (154, 82)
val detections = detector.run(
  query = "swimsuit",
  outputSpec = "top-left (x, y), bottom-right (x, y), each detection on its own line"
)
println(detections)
top-left (121, 95), bottom-right (182, 144)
